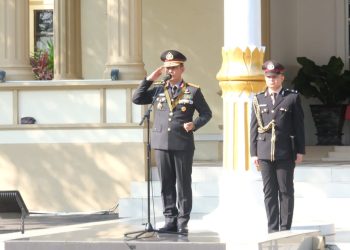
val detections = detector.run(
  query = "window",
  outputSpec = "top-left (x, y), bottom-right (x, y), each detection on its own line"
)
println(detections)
top-left (34, 9), bottom-right (53, 50)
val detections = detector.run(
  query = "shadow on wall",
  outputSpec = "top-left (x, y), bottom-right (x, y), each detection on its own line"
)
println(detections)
top-left (0, 142), bottom-right (145, 212)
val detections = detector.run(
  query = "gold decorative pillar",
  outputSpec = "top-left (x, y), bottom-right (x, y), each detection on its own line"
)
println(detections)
top-left (218, 47), bottom-right (266, 171)
top-left (104, 0), bottom-right (146, 80)
top-left (204, 1), bottom-right (270, 242)
top-left (0, 0), bottom-right (33, 80)
top-left (53, 0), bottom-right (82, 79)
top-left (218, 0), bottom-right (268, 171)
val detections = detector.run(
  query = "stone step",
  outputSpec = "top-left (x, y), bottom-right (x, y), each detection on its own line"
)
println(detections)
top-left (120, 163), bottom-right (350, 239)
top-left (328, 152), bottom-right (350, 157)
top-left (118, 196), bottom-right (219, 218)
top-left (322, 156), bottom-right (350, 161)
top-left (304, 146), bottom-right (335, 161)
top-left (151, 162), bottom-right (350, 182)
top-left (119, 195), bottom-right (347, 237)
top-left (333, 146), bottom-right (350, 152)
top-left (258, 230), bottom-right (324, 250)
top-left (294, 165), bottom-right (350, 182)
top-left (130, 180), bottom-right (222, 198)
top-left (322, 146), bottom-right (350, 161)
top-left (129, 179), bottom-right (350, 199)
top-left (151, 165), bottom-right (224, 182)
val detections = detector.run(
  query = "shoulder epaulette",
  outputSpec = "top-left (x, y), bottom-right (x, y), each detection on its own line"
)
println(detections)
top-left (187, 82), bottom-right (200, 88)
top-left (257, 90), bottom-right (265, 95)
top-left (154, 82), bottom-right (164, 85)
top-left (285, 88), bottom-right (298, 94)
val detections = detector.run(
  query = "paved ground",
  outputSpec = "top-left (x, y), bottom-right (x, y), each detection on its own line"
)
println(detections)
top-left (0, 211), bottom-right (349, 249)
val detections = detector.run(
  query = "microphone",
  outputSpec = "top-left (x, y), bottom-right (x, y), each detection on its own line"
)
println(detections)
top-left (161, 74), bottom-right (172, 84)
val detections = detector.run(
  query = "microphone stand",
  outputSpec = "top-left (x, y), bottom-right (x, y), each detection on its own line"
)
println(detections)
top-left (124, 80), bottom-right (186, 240)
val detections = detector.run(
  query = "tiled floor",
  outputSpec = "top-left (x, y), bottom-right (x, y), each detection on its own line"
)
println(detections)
top-left (0, 212), bottom-right (349, 250)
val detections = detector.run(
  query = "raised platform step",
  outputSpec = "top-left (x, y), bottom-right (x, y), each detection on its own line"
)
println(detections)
top-left (119, 196), bottom-right (219, 218)
top-left (129, 179), bottom-right (350, 199)
top-left (258, 230), bottom-right (324, 250)
top-left (2, 215), bottom-right (325, 250)
top-left (119, 162), bottom-right (350, 243)
top-left (304, 146), bottom-right (335, 162)
top-left (132, 164), bottom-right (350, 198)
top-left (322, 146), bottom-right (350, 161)
top-left (151, 164), bottom-right (223, 182)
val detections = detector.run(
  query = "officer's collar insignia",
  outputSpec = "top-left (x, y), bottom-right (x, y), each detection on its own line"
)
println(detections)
top-left (166, 52), bottom-right (174, 60)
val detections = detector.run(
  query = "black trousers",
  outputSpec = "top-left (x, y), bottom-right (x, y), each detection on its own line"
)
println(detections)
top-left (259, 159), bottom-right (295, 233)
top-left (155, 149), bottom-right (194, 228)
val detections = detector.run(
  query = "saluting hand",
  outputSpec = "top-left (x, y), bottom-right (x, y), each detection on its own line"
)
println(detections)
top-left (146, 66), bottom-right (164, 82)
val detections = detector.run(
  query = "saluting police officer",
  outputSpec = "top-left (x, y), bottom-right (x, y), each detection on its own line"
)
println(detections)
top-left (250, 60), bottom-right (305, 233)
top-left (132, 50), bottom-right (212, 235)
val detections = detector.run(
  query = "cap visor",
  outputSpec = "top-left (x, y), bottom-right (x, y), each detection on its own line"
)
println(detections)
top-left (264, 72), bottom-right (280, 77)
top-left (164, 61), bottom-right (182, 67)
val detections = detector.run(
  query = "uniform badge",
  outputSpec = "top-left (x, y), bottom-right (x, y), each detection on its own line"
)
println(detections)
top-left (267, 63), bottom-right (275, 70)
top-left (166, 52), bottom-right (174, 60)
top-left (181, 106), bottom-right (186, 112)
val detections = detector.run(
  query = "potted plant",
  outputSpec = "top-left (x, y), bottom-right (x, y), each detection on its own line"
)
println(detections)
top-left (29, 41), bottom-right (54, 80)
top-left (291, 56), bottom-right (350, 145)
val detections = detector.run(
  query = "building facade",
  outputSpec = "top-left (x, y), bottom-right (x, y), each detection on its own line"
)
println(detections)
top-left (0, 0), bottom-right (349, 211)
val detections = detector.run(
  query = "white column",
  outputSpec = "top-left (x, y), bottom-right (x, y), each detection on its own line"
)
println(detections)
top-left (0, 0), bottom-right (33, 80)
top-left (224, 0), bottom-right (261, 47)
top-left (218, 0), bottom-right (265, 171)
top-left (104, 0), bottom-right (146, 80)
top-left (53, 0), bottom-right (82, 79)
top-left (206, 1), bottom-right (268, 244)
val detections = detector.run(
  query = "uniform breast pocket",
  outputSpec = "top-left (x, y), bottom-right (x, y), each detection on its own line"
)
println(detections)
top-left (279, 107), bottom-right (290, 114)
top-left (260, 108), bottom-right (269, 114)
top-left (257, 133), bottom-right (266, 141)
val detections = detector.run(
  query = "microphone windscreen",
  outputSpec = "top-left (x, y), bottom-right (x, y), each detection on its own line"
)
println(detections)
top-left (163, 74), bottom-right (172, 81)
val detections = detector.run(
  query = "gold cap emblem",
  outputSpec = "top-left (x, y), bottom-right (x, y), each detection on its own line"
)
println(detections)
top-left (267, 63), bottom-right (275, 70)
top-left (166, 52), bottom-right (174, 61)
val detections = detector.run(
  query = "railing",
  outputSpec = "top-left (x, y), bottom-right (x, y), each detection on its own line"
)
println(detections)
top-left (0, 79), bottom-right (141, 128)
top-left (0, 79), bottom-right (144, 144)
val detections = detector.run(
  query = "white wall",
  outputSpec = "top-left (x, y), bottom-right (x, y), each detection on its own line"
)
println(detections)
top-left (142, 0), bottom-right (224, 134)
top-left (80, 0), bottom-right (108, 79)
top-left (270, 0), bottom-right (349, 145)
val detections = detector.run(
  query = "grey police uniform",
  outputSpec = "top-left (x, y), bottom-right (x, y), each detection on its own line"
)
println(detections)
top-left (132, 78), bottom-right (212, 229)
top-left (250, 88), bottom-right (305, 233)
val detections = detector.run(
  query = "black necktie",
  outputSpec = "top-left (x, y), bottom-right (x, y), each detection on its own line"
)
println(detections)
top-left (271, 93), bottom-right (277, 105)
top-left (171, 85), bottom-right (177, 96)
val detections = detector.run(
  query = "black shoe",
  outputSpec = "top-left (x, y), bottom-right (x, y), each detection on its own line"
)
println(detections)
top-left (158, 223), bottom-right (177, 233)
top-left (177, 226), bottom-right (188, 235)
